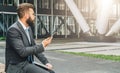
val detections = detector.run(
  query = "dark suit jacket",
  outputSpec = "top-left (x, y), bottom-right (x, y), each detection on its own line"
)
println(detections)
top-left (5, 21), bottom-right (49, 72)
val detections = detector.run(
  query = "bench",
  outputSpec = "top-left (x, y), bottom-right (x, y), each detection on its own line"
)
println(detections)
top-left (0, 63), bottom-right (5, 73)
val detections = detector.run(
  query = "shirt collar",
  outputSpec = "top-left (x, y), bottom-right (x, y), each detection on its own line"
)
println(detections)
top-left (18, 19), bottom-right (29, 30)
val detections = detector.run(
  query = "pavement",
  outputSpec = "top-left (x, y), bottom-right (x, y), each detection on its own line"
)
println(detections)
top-left (0, 38), bottom-right (120, 73)
top-left (44, 51), bottom-right (120, 73)
top-left (1, 38), bottom-right (120, 56)
top-left (44, 38), bottom-right (120, 56)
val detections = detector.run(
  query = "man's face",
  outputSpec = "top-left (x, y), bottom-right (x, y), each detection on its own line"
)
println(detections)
top-left (26, 8), bottom-right (35, 27)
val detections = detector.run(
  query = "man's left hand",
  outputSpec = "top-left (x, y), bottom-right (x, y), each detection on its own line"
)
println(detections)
top-left (45, 63), bottom-right (53, 70)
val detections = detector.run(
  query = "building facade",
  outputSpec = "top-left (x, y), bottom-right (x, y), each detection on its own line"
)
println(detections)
top-left (0, 0), bottom-right (120, 39)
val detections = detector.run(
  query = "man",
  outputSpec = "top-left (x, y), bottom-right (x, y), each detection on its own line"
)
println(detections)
top-left (5, 3), bottom-right (55, 73)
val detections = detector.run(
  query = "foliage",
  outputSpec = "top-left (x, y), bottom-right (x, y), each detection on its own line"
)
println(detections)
top-left (59, 51), bottom-right (120, 62)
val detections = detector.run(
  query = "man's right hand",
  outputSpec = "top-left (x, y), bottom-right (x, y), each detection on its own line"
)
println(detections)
top-left (42, 37), bottom-right (53, 48)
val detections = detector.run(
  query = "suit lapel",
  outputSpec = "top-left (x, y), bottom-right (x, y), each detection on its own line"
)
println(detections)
top-left (17, 21), bottom-right (31, 45)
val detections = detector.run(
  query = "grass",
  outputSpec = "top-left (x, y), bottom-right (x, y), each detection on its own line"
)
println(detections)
top-left (0, 37), bottom-right (6, 40)
top-left (59, 51), bottom-right (120, 62)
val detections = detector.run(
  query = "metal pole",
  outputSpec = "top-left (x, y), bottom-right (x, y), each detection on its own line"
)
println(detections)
top-left (17, 0), bottom-right (19, 20)
top-left (65, 2), bottom-right (67, 38)
top-left (17, 0), bottom-right (19, 6)
top-left (95, 0), bottom-right (113, 35)
top-left (64, 0), bottom-right (90, 33)
top-left (51, 0), bottom-right (53, 35)
top-left (3, 13), bottom-right (4, 36)
top-left (34, 0), bottom-right (38, 39)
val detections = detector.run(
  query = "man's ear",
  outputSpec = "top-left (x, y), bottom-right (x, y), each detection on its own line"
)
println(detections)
top-left (25, 12), bottom-right (29, 19)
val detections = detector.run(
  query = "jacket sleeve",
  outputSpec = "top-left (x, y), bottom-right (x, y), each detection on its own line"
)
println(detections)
top-left (7, 27), bottom-right (44, 57)
top-left (35, 53), bottom-right (49, 65)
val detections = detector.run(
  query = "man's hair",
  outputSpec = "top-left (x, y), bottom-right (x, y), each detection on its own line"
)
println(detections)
top-left (17, 3), bottom-right (34, 18)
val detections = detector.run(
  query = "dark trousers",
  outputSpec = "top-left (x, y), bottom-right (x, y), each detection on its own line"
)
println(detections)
top-left (23, 63), bottom-right (55, 73)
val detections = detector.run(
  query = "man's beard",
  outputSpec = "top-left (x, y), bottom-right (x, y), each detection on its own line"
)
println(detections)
top-left (26, 17), bottom-right (35, 32)
top-left (26, 17), bottom-right (34, 27)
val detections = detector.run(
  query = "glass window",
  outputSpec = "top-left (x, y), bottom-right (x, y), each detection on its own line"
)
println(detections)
top-left (8, 0), bottom-right (13, 6)
top-left (38, 0), bottom-right (42, 8)
top-left (59, 0), bottom-right (65, 10)
top-left (53, 0), bottom-right (58, 10)
top-left (0, 0), bottom-right (3, 6)
top-left (3, 0), bottom-right (18, 6)
top-left (37, 15), bottom-right (50, 35)
top-left (54, 0), bottom-right (65, 10)
top-left (20, 0), bottom-right (27, 3)
top-left (42, 0), bottom-right (50, 9)
top-left (13, 0), bottom-right (17, 6)
top-left (0, 14), bottom-right (17, 36)
top-left (66, 17), bottom-right (75, 35)
top-left (19, 0), bottom-right (33, 4)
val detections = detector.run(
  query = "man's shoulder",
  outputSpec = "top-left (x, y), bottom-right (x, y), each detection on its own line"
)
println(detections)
top-left (6, 21), bottom-right (21, 38)
top-left (8, 21), bottom-right (20, 30)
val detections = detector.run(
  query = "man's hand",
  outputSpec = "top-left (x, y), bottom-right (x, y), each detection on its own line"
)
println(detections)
top-left (45, 63), bottom-right (53, 70)
top-left (42, 37), bottom-right (53, 48)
